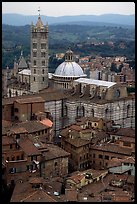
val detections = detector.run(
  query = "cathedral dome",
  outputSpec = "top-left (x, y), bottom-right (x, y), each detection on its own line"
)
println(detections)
top-left (53, 49), bottom-right (86, 78)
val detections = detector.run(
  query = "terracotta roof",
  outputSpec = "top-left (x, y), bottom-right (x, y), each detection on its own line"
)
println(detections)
top-left (66, 138), bottom-right (90, 147)
top-left (113, 128), bottom-right (135, 137)
top-left (40, 118), bottom-right (53, 128)
top-left (10, 180), bottom-right (57, 202)
top-left (29, 177), bottom-right (44, 184)
top-left (43, 144), bottom-right (70, 161)
top-left (118, 136), bottom-right (135, 143)
top-left (10, 127), bottom-right (28, 134)
top-left (91, 143), bottom-right (133, 155)
top-left (107, 157), bottom-right (122, 168)
top-left (121, 156), bottom-right (135, 164)
top-left (70, 124), bottom-right (81, 131)
top-left (15, 96), bottom-right (45, 104)
top-left (11, 121), bottom-right (49, 134)
top-left (19, 138), bottom-right (41, 156)
top-left (67, 173), bottom-right (85, 184)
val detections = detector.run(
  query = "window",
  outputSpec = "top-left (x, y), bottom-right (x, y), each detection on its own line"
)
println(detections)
top-left (15, 91), bottom-right (18, 96)
top-left (43, 77), bottom-right (44, 81)
top-left (91, 109), bottom-right (94, 117)
top-left (105, 155), bottom-right (109, 160)
top-left (34, 77), bottom-right (35, 81)
top-left (34, 60), bottom-right (36, 66)
top-left (94, 123), bottom-right (97, 126)
top-left (33, 43), bottom-right (37, 49)
top-left (33, 52), bottom-right (37, 57)
top-left (34, 69), bottom-right (36, 74)
top-left (127, 105), bottom-right (130, 117)
top-left (12, 156), bottom-right (15, 161)
top-left (42, 69), bottom-right (45, 74)
top-left (10, 144), bottom-right (12, 149)
top-left (41, 43), bottom-right (46, 49)
top-left (42, 61), bottom-right (45, 66)
top-left (54, 162), bottom-right (57, 166)
top-left (93, 154), bottom-right (95, 158)
top-left (26, 165), bottom-right (29, 171)
top-left (41, 52), bottom-right (46, 57)
top-left (16, 156), bottom-right (20, 160)
top-left (14, 108), bottom-right (18, 112)
top-left (99, 154), bottom-right (103, 159)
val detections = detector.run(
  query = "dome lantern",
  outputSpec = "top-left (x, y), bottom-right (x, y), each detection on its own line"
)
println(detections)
top-left (65, 48), bottom-right (73, 62)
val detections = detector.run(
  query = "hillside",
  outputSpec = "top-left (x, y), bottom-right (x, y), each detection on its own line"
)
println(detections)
top-left (2, 13), bottom-right (135, 27)
top-left (2, 24), bottom-right (135, 69)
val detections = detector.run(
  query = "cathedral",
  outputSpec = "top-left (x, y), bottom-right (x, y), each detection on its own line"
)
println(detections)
top-left (4, 13), bottom-right (135, 138)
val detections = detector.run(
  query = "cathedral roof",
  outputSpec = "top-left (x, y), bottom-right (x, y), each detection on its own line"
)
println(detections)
top-left (53, 61), bottom-right (86, 77)
top-left (53, 49), bottom-right (86, 78)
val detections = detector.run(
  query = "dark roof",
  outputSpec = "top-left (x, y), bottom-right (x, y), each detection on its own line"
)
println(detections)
top-left (66, 138), bottom-right (90, 147)
top-left (43, 144), bottom-right (70, 161)
top-left (10, 121), bottom-right (49, 134)
top-left (91, 143), bottom-right (133, 155)
top-left (15, 96), bottom-right (45, 104)
top-left (112, 127), bottom-right (135, 137)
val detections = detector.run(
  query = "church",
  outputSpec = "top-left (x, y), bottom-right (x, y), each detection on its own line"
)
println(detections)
top-left (4, 13), bottom-right (135, 138)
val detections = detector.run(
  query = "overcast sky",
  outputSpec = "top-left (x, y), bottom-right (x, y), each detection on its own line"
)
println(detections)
top-left (2, 2), bottom-right (135, 16)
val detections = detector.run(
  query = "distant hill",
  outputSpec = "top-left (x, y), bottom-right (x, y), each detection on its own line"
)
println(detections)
top-left (2, 13), bottom-right (135, 27)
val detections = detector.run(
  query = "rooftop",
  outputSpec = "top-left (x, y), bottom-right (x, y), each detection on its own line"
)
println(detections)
top-left (91, 143), bottom-right (134, 155)
top-left (18, 69), bottom-right (31, 76)
top-left (19, 138), bottom-right (41, 156)
top-left (74, 78), bottom-right (116, 88)
top-left (15, 96), bottom-right (45, 104)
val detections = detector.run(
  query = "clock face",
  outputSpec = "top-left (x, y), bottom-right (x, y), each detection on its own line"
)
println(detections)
top-left (114, 89), bottom-right (120, 98)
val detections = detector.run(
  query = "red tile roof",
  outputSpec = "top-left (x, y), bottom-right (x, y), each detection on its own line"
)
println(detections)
top-left (40, 118), bottom-right (53, 128)
top-left (19, 138), bottom-right (41, 156)
top-left (92, 143), bottom-right (133, 155)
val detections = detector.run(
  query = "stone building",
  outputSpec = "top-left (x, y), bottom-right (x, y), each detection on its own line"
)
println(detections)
top-left (30, 14), bottom-right (49, 93)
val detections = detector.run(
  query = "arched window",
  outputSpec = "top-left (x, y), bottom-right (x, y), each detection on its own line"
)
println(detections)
top-left (34, 60), bottom-right (36, 66)
top-left (15, 91), bottom-right (18, 96)
top-left (105, 108), bottom-right (109, 118)
top-left (91, 109), bottom-right (94, 117)
top-left (127, 104), bottom-right (130, 117)
top-left (77, 106), bottom-right (85, 118)
top-left (34, 69), bottom-right (36, 74)
top-left (64, 105), bottom-right (68, 116)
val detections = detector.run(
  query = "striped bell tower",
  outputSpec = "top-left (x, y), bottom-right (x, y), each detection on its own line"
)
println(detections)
top-left (30, 9), bottom-right (49, 93)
